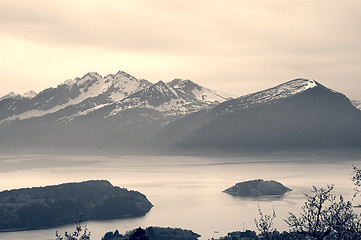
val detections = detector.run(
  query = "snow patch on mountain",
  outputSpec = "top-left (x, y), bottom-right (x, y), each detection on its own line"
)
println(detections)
top-left (1, 71), bottom-right (235, 124)
top-left (0, 92), bottom-right (21, 101)
top-left (192, 87), bottom-right (233, 102)
top-left (23, 90), bottom-right (37, 99)
top-left (168, 78), bottom-right (235, 103)
top-left (222, 78), bottom-right (320, 112)
top-left (2, 95), bottom-right (102, 123)
top-left (352, 100), bottom-right (361, 110)
top-left (1, 71), bottom-right (150, 123)
top-left (109, 81), bottom-right (191, 116)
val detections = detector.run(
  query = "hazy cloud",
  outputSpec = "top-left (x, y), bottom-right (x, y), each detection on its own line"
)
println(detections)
top-left (1, 0), bottom-right (361, 98)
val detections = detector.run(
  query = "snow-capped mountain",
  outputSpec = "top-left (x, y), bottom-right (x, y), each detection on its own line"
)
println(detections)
top-left (0, 92), bottom-right (22, 101)
top-left (22, 90), bottom-right (37, 99)
top-left (61, 78), bottom-right (234, 121)
top-left (110, 79), bottom-right (233, 116)
top-left (1, 75), bottom-right (360, 154)
top-left (167, 78), bottom-right (234, 103)
top-left (0, 72), bottom-right (233, 124)
top-left (0, 71), bottom-right (151, 123)
top-left (0, 70), bottom-right (236, 154)
top-left (217, 78), bottom-right (322, 113)
top-left (159, 78), bottom-right (361, 152)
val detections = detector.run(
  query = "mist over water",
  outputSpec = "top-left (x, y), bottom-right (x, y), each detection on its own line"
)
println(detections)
top-left (0, 154), bottom-right (360, 240)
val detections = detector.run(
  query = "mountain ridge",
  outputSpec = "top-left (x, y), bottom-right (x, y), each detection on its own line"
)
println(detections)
top-left (158, 78), bottom-right (361, 153)
top-left (0, 71), bottom-right (232, 124)
top-left (1, 72), bottom-right (360, 154)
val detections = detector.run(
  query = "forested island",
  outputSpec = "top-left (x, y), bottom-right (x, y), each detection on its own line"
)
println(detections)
top-left (0, 180), bottom-right (153, 231)
top-left (223, 179), bottom-right (292, 197)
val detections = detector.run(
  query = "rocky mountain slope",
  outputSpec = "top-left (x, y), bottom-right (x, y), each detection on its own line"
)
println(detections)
top-left (0, 71), bottom-right (233, 153)
top-left (159, 79), bottom-right (361, 152)
top-left (1, 75), bottom-right (360, 154)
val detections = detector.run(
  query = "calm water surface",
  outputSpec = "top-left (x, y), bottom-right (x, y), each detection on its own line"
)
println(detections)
top-left (0, 154), bottom-right (360, 240)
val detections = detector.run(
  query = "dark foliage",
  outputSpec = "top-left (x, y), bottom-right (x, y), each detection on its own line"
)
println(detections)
top-left (102, 227), bottom-right (200, 240)
top-left (55, 217), bottom-right (91, 240)
top-left (0, 180), bottom-right (152, 231)
top-left (254, 205), bottom-right (276, 240)
top-left (285, 185), bottom-right (361, 240)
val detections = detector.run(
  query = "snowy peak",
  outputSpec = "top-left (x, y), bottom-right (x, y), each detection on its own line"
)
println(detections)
top-left (62, 70), bottom-right (150, 101)
top-left (110, 80), bottom-right (212, 116)
top-left (167, 78), bottom-right (234, 103)
top-left (168, 78), bottom-right (200, 91)
top-left (0, 92), bottom-right (21, 101)
top-left (127, 81), bottom-right (179, 107)
top-left (0, 71), bottom-right (151, 123)
top-left (0, 90), bottom-right (37, 102)
top-left (218, 78), bottom-right (338, 113)
top-left (102, 71), bottom-right (151, 100)
top-left (247, 78), bottom-right (320, 101)
top-left (272, 78), bottom-right (318, 95)
top-left (23, 90), bottom-right (37, 99)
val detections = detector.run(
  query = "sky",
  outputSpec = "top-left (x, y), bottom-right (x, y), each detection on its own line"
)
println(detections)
top-left (1, 0), bottom-right (361, 99)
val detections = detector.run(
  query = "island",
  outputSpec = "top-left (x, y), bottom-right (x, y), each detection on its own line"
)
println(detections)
top-left (223, 179), bottom-right (292, 197)
top-left (0, 180), bottom-right (153, 231)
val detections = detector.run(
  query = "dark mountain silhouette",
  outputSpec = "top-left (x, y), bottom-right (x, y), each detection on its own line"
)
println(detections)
top-left (159, 79), bottom-right (361, 153)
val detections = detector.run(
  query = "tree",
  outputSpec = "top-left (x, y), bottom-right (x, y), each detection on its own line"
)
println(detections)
top-left (325, 194), bottom-right (361, 239)
top-left (55, 217), bottom-right (91, 240)
top-left (128, 227), bottom-right (149, 240)
top-left (285, 185), bottom-right (334, 239)
top-left (254, 204), bottom-right (276, 240)
top-left (352, 165), bottom-right (361, 200)
top-left (285, 184), bottom-right (361, 240)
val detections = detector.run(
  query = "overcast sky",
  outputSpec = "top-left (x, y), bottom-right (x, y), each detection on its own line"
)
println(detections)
top-left (1, 0), bottom-right (360, 99)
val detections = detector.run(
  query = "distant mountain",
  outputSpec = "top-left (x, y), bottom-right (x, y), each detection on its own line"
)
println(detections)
top-left (0, 92), bottom-right (22, 101)
top-left (0, 71), bottom-right (233, 153)
top-left (0, 71), bottom-right (151, 123)
top-left (22, 90), bottom-right (37, 99)
top-left (159, 79), bottom-right (361, 152)
top-left (1, 75), bottom-right (360, 154)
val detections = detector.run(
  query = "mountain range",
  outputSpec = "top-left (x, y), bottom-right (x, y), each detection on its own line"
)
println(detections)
top-left (1, 71), bottom-right (360, 154)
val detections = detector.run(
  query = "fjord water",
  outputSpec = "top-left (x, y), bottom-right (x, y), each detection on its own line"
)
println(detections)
top-left (0, 154), bottom-right (360, 240)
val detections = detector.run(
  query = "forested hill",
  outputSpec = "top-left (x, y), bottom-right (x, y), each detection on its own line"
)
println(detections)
top-left (0, 180), bottom-right (153, 231)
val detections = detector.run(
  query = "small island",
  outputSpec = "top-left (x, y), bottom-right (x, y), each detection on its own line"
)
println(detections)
top-left (223, 179), bottom-right (292, 197)
top-left (0, 180), bottom-right (153, 231)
